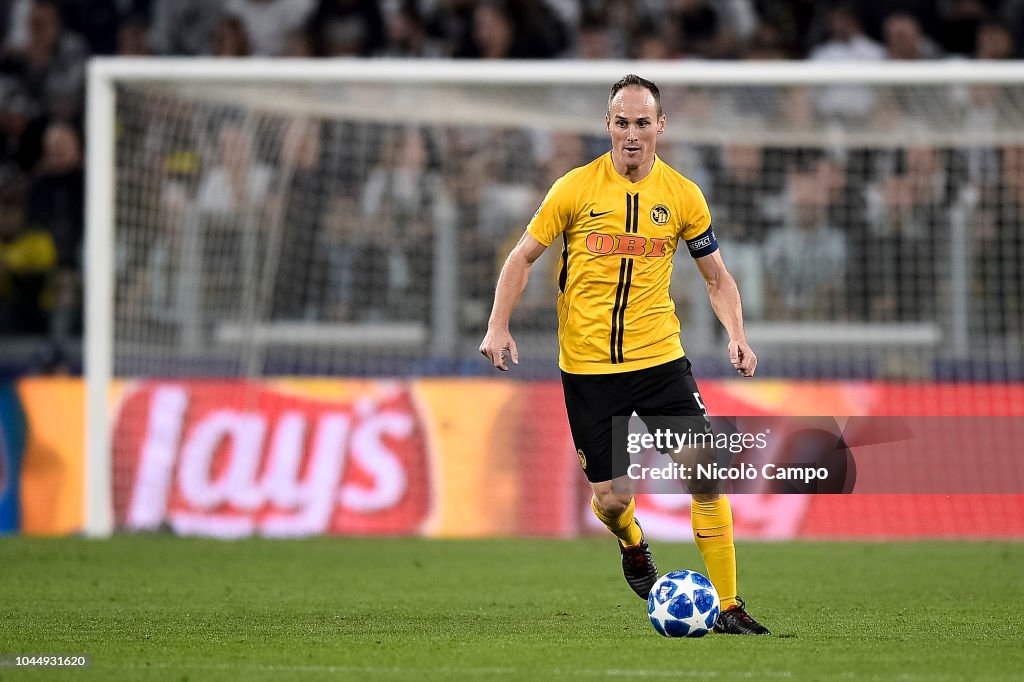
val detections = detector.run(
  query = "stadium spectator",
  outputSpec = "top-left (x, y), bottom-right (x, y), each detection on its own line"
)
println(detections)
top-left (495, 131), bottom-right (586, 332)
top-left (223, 0), bottom-right (316, 57)
top-left (574, 11), bottom-right (620, 60)
top-left (381, 1), bottom-right (438, 57)
top-left (116, 14), bottom-right (152, 57)
top-left (422, 0), bottom-right (474, 58)
top-left (741, 20), bottom-right (790, 59)
top-left (974, 146), bottom-right (1024, 339)
top-left (3, 0), bottom-right (88, 122)
top-left (936, 0), bottom-right (995, 57)
top-left (673, 0), bottom-right (734, 58)
top-left (957, 19), bottom-right (1016, 239)
top-left (536, 130), bottom-right (584, 188)
top-left (476, 127), bottom-right (539, 271)
top-left (359, 126), bottom-right (440, 321)
top-left (718, 0), bottom-right (759, 43)
top-left (710, 144), bottom-right (777, 244)
top-left (882, 12), bottom-right (943, 60)
top-left (196, 124), bottom-right (272, 215)
top-left (809, 3), bottom-right (885, 61)
top-left (361, 127), bottom-right (435, 236)
top-left (864, 146), bottom-right (948, 321)
top-left (1004, 0), bottom-right (1024, 55)
top-left (149, 0), bottom-right (226, 56)
top-left (210, 16), bottom-right (251, 57)
top-left (0, 173), bottom-right (56, 334)
top-left (26, 122), bottom-right (82, 337)
top-left (960, 87), bottom-right (1001, 193)
top-left (193, 123), bottom-right (274, 323)
top-left (0, 75), bottom-right (42, 173)
top-left (2, 0), bottom-right (36, 53)
top-left (975, 20), bottom-right (1016, 59)
top-left (282, 26), bottom-right (315, 56)
top-left (27, 122), bottom-right (82, 273)
top-left (763, 160), bottom-right (847, 320)
top-left (119, 144), bottom-right (203, 345)
top-left (462, 1), bottom-right (514, 59)
top-left (708, 143), bottom-right (780, 320)
top-left (858, 1), bottom-right (942, 47)
top-left (308, 0), bottom-right (385, 57)
top-left (808, 4), bottom-right (884, 120)
top-left (271, 119), bottom-right (330, 320)
top-left (630, 19), bottom-right (678, 60)
top-left (433, 130), bottom-right (499, 329)
top-left (751, 0), bottom-right (829, 57)
top-left (57, 0), bottom-right (148, 56)
top-left (506, 0), bottom-right (569, 58)
top-left (458, 0), bottom-right (567, 59)
top-left (319, 194), bottom-right (390, 322)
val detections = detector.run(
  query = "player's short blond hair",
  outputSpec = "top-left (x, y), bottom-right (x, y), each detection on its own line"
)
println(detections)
top-left (608, 74), bottom-right (663, 117)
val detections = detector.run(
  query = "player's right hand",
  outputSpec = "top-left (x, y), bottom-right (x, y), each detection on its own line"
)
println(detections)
top-left (479, 327), bottom-right (519, 372)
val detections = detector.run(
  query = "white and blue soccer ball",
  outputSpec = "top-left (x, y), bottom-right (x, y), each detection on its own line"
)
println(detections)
top-left (647, 570), bottom-right (720, 638)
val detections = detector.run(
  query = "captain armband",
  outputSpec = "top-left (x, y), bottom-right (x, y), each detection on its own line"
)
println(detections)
top-left (685, 226), bottom-right (719, 259)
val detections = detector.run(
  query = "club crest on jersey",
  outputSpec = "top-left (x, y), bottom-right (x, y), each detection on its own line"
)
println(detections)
top-left (577, 449), bottom-right (587, 470)
top-left (651, 204), bottom-right (671, 226)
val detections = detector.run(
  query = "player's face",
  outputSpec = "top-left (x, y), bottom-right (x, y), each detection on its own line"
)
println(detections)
top-left (606, 86), bottom-right (665, 177)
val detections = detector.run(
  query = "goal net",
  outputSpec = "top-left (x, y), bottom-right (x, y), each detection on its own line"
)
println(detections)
top-left (86, 60), bottom-right (1024, 536)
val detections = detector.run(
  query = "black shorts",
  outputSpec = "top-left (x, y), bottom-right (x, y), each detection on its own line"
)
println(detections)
top-left (561, 357), bottom-right (711, 483)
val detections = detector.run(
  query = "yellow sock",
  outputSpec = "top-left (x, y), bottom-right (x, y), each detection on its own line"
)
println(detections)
top-left (591, 496), bottom-right (644, 548)
top-left (691, 495), bottom-right (738, 610)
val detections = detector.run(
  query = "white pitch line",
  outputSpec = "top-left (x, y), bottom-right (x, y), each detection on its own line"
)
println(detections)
top-left (98, 662), bottom-right (799, 678)
top-left (602, 671), bottom-right (793, 679)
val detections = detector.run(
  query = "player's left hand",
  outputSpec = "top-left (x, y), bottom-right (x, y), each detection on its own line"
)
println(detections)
top-left (479, 327), bottom-right (519, 372)
top-left (728, 339), bottom-right (757, 377)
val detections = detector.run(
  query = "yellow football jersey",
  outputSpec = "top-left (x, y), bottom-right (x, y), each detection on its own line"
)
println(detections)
top-left (527, 153), bottom-right (717, 375)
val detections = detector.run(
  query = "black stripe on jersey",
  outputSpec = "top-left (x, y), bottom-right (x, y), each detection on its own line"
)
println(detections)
top-left (623, 193), bottom-right (640, 233)
top-left (558, 233), bottom-right (568, 293)
top-left (609, 258), bottom-right (628, 364)
top-left (615, 258), bottom-right (634, 363)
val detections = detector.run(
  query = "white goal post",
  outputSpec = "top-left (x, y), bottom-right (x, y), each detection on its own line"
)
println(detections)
top-left (85, 58), bottom-right (1024, 537)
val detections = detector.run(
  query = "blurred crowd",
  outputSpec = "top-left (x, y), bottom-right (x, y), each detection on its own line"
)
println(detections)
top-left (1, 0), bottom-right (1023, 350)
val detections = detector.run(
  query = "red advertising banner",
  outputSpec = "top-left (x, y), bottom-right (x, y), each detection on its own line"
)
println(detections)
top-left (627, 381), bottom-right (1024, 540)
top-left (16, 377), bottom-right (1024, 539)
top-left (112, 381), bottom-right (432, 538)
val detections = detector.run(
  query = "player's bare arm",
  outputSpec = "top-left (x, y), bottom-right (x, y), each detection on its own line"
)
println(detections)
top-left (694, 250), bottom-right (757, 377)
top-left (479, 231), bottom-right (547, 371)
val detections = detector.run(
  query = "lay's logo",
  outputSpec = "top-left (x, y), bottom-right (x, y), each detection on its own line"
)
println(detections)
top-left (113, 381), bottom-right (433, 538)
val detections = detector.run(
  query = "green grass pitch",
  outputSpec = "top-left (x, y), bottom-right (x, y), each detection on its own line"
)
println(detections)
top-left (1, 537), bottom-right (1023, 681)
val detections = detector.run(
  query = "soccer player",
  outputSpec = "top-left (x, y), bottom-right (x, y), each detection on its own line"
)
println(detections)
top-left (479, 75), bottom-right (769, 635)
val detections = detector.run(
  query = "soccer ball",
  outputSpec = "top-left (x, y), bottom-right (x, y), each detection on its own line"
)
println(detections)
top-left (647, 570), bottom-right (720, 638)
